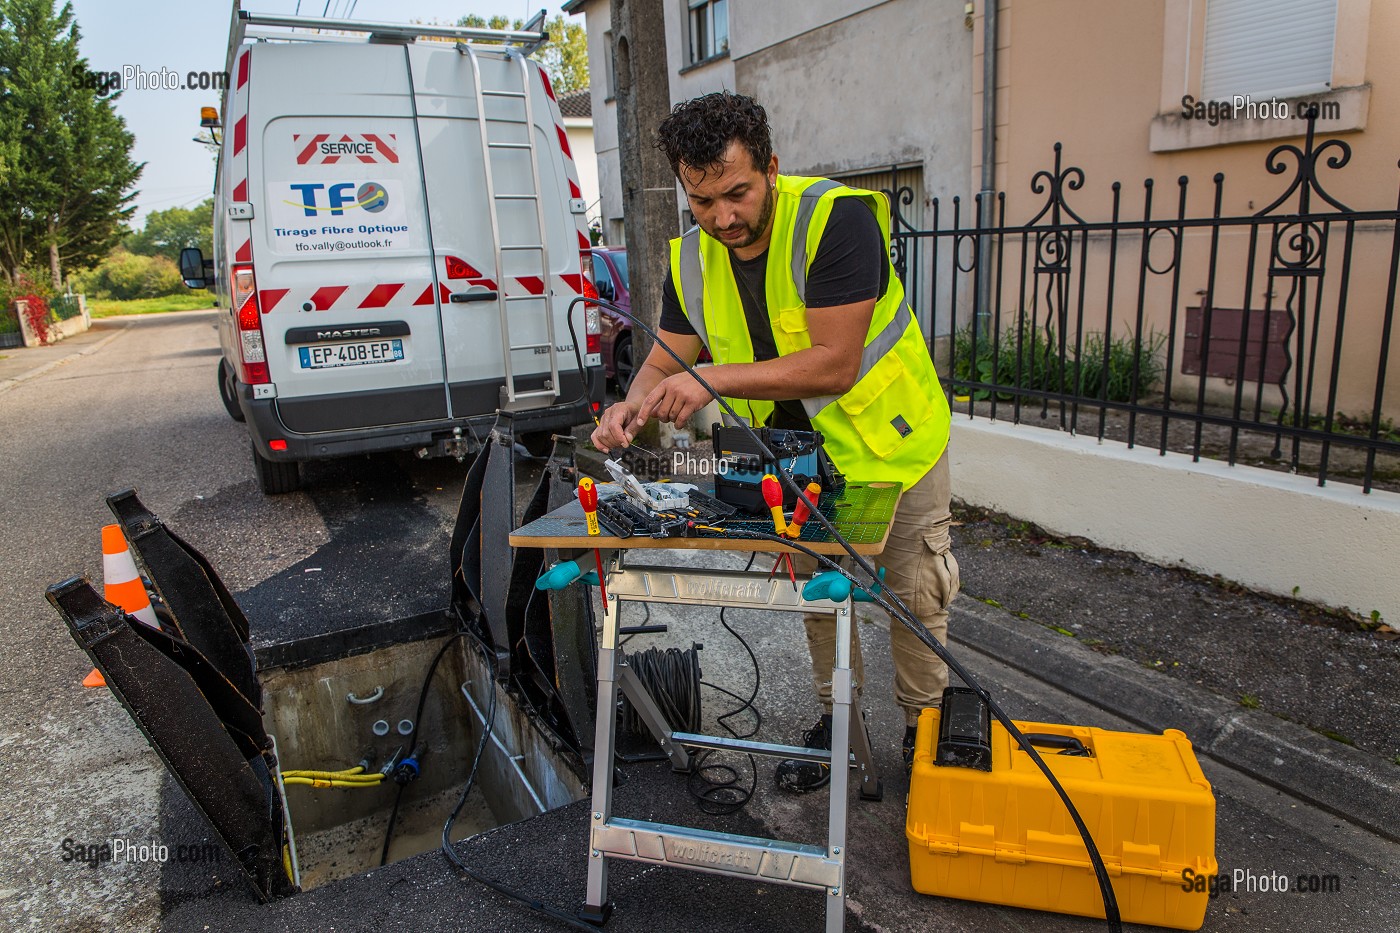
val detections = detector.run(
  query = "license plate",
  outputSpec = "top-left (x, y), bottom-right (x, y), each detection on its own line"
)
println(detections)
top-left (298, 339), bottom-right (404, 369)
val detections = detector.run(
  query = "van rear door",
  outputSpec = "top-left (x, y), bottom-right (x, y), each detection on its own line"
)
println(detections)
top-left (248, 42), bottom-right (449, 434)
top-left (407, 46), bottom-right (591, 417)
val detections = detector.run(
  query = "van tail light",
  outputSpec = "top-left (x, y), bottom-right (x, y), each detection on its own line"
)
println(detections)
top-left (584, 303), bottom-right (601, 355)
top-left (233, 265), bottom-right (269, 384)
top-left (580, 253), bottom-right (601, 355)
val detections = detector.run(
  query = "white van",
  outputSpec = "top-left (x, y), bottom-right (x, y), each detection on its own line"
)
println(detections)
top-left (181, 7), bottom-right (603, 493)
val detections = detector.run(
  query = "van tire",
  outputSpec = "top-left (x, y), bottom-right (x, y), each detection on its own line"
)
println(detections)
top-left (252, 443), bottom-right (302, 495)
top-left (218, 359), bottom-right (245, 422)
top-left (614, 334), bottom-right (635, 394)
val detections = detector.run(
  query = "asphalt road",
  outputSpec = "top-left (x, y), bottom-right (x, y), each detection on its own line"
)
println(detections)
top-left (0, 312), bottom-right (477, 930)
top-left (1, 312), bottom-right (1396, 932)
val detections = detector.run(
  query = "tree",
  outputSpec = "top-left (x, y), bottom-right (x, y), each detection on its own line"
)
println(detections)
top-left (458, 13), bottom-right (589, 94)
top-left (126, 198), bottom-right (213, 258)
top-left (0, 0), bottom-right (142, 288)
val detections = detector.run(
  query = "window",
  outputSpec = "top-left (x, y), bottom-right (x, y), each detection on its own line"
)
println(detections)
top-left (1200, 0), bottom-right (1337, 101)
top-left (688, 0), bottom-right (728, 64)
top-left (591, 253), bottom-right (615, 298)
top-left (603, 30), bottom-right (614, 99)
top-left (610, 250), bottom-right (629, 289)
top-left (833, 166), bottom-right (926, 232)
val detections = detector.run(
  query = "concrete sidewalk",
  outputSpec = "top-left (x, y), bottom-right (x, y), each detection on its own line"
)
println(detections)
top-left (0, 318), bottom-right (131, 391)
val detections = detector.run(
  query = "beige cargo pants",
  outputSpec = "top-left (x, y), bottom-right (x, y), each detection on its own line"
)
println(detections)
top-left (793, 450), bottom-right (958, 727)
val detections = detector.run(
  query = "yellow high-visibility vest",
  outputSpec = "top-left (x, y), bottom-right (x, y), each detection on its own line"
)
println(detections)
top-left (668, 173), bottom-right (950, 485)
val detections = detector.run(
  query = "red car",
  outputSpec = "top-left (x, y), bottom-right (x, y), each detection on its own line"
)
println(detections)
top-left (589, 246), bottom-right (709, 393)
top-left (588, 247), bottom-right (636, 392)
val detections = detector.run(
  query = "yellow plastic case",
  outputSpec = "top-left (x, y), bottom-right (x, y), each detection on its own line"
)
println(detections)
top-left (906, 709), bottom-right (1217, 930)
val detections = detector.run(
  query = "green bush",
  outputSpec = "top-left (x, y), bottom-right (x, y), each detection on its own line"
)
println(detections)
top-left (72, 249), bottom-right (186, 300)
top-left (952, 318), bottom-right (1166, 404)
top-left (0, 268), bottom-right (57, 307)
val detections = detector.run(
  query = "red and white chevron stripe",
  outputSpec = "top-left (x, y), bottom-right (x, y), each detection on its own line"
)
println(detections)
top-left (260, 274), bottom-right (584, 314)
top-left (229, 46), bottom-right (254, 265)
top-left (536, 66), bottom-right (594, 261)
top-left (294, 132), bottom-right (399, 165)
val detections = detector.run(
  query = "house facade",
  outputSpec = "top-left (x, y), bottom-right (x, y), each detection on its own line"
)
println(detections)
top-left (971, 0), bottom-right (1398, 417)
top-left (563, 0), bottom-right (974, 320)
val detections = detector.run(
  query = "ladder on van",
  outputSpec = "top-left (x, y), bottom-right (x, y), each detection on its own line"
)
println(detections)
top-left (461, 44), bottom-right (561, 410)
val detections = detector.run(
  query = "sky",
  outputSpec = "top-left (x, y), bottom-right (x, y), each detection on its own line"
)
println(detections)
top-left (65, 1), bottom-right (571, 227)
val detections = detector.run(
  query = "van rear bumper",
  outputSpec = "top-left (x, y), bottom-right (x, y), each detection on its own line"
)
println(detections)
top-left (240, 371), bottom-right (602, 461)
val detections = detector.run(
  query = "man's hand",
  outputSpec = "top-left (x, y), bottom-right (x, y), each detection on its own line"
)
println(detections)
top-left (634, 371), bottom-right (713, 429)
top-left (591, 400), bottom-right (640, 453)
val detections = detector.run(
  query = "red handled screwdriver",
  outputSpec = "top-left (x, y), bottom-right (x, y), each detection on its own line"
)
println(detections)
top-left (786, 482), bottom-right (821, 540)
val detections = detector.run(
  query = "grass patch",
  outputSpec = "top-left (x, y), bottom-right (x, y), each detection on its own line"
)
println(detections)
top-left (89, 294), bottom-right (217, 318)
top-left (952, 320), bottom-right (1167, 403)
top-left (1311, 727), bottom-right (1355, 746)
top-left (1239, 694), bottom-right (1261, 709)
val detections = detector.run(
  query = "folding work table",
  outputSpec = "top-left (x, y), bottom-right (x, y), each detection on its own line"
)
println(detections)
top-left (510, 480), bottom-right (902, 932)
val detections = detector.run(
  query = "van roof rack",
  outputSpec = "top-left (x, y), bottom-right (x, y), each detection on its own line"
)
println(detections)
top-left (223, 4), bottom-right (548, 93)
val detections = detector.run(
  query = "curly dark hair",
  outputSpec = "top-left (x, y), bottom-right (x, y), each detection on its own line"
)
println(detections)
top-left (654, 91), bottom-right (772, 179)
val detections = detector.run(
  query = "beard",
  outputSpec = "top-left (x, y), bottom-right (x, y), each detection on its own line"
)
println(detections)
top-left (709, 184), bottom-right (776, 250)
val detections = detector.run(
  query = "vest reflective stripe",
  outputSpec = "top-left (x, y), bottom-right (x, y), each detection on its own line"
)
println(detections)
top-left (800, 299), bottom-right (914, 418)
top-left (675, 226), bottom-right (709, 347)
top-left (790, 178), bottom-right (841, 303)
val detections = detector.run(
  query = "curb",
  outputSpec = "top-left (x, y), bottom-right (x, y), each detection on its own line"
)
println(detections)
top-left (0, 324), bottom-right (129, 393)
top-left (950, 598), bottom-right (1400, 844)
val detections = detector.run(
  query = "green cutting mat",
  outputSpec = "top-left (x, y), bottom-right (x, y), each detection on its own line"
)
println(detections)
top-left (695, 482), bottom-right (901, 545)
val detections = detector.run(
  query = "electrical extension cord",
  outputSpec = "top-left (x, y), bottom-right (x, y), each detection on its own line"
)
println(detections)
top-left (566, 295), bottom-right (1124, 932)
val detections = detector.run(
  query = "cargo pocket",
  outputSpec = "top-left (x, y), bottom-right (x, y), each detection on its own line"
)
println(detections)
top-left (836, 351), bottom-right (933, 459)
top-left (916, 530), bottom-right (960, 619)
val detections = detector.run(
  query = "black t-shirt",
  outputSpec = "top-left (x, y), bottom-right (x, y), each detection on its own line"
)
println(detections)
top-left (659, 197), bottom-right (887, 430)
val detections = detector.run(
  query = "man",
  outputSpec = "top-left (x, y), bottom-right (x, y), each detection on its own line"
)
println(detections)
top-left (591, 92), bottom-right (957, 792)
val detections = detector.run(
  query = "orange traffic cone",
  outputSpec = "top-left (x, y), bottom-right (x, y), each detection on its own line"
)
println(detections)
top-left (83, 525), bottom-right (162, 688)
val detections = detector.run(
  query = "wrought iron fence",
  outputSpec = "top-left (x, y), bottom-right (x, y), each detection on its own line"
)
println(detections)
top-left (50, 294), bottom-right (83, 321)
top-left (879, 116), bottom-right (1400, 493)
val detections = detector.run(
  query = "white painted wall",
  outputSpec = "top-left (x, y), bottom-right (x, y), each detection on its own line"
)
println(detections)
top-left (663, 0), bottom-right (736, 101)
top-left (735, 0), bottom-right (972, 195)
top-left (567, 0), bottom-right (624, 243)
top-left (729, 0), bottom-right (887, 59)
top-left (563, 116), bottom-right (600, 231)
top-left (570, 0), bottom-right (973, 245)
top-left (949, 419), bottom-right (1400, 623)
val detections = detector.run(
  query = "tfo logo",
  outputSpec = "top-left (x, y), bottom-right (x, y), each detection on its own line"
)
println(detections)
top-left (285, 182), bottom-right (389, 217)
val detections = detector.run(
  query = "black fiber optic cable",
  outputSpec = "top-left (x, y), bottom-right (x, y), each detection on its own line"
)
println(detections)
top-left (566, 296), bottom-right (1124, 932)
top-left (440, 629), bottom-right (601, 933)
top-left (379, 631), bottom-right (464, 866)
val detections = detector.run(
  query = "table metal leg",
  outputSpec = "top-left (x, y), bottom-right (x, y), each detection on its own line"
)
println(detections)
top-left (578, 562), bottom-right (879, 932)
top-left (825, 603), bottom-right (853, 932)
top-left (581, 587), bottom-right (621, 923)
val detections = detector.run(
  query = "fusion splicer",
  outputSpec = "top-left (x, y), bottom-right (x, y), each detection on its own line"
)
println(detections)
top-left (711, 424), bottom-right (843, 515)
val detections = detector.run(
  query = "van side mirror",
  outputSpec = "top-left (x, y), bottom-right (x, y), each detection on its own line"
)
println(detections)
top-left (180, 247), bottom-right (207, 289)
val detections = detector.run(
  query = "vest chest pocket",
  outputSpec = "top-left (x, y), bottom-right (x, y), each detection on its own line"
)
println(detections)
top-left (835, 349), bottom-right (933, 459)
top-left (775, 307), bottom-right (812, 353)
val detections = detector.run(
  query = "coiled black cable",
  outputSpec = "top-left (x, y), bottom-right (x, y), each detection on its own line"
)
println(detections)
top-left (618, 645), bottom-right (702, 737)
top-left (685, 602), bottom-right (765, 815)
top-left (566, 295), bottom-right (1124, 932)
